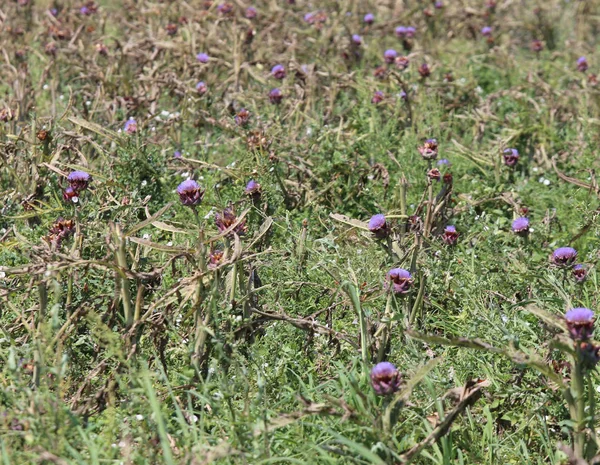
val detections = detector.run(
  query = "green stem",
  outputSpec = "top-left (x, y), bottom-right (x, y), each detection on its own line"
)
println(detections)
top-left (343, 281), bottom-right (369, 375)
top-left (571, 348), bottom-right (586, 458)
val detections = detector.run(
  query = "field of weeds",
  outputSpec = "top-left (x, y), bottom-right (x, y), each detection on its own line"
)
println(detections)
top-left (2, 0), bottom-right (600, 463)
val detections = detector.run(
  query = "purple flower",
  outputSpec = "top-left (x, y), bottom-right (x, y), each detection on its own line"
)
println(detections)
top-left (124, 118), bottom-right (137, 134)
top-left (245, 179), bottom-right (262, 197)
top-left (481, 26), bottom-right (492, 37)
top-left (398, 90), bottom-right (407, 100)
top-left (271, 64), bottom-right (286, 80)
top-left (269, 88), bottom-right (283, 104)
top-left (418, 63), bottom-right (431, 77)
top-left (196, 81), bottom-right (208, 95)
top-left (565, 308), bottom-right (595, 340)
top-left (435, 1), bottom-right (444, 9)
top-left (49, 7), bottom-right (58, 16)
top-left (217, 3), bottom-right (233, 15)
top-left (364, 13), bottom-right (374, 24)
top-left (215, 207), bottom-right (247, 236)
top-left (552, 247), bottom-right (578, 267)
top-left (577, 56), bottom-right (588, 72)
top-left (352, 34), bottom-right (362, 45)
top-left (503, 148), bottom-right (519, 167)
top-left (395, 56), bottom-right (409, 70)
top-left (304, 12), bottom-right (315, 23)
top-left (67, 170), bottom-right (91, 192)
top-left (442, 225), bottom-right (459, 245)
top-left (418, 138), bottom-right (438, 160)
top-left (173, 151), bottom-right (182, 159)
top-left (405, 26), bottom-right (416, 38)
top-left (386, 268), bottom-right (414, 295)
top-left (395, 26), bottom-right (407, 38)
top-left (437, 158), bottom-right (451, 167)
top-left (371, 362), bottom-right (401, 396)
top-left (208, 249), bottom-right (225, 269)
top-left (245, 6), bottom-right (257, 19)
top-left (177, 179), bottom-right (204, 207)
top-left (573, 264), bottom-right (587, 282)
top-left (235, 108), bottom-right (250, 126)
top-left (368, 214), bottom-right (388, 238)
top-left (427, 168), bottom-right (441, 181)
top-left (196, 53), bottom-right (209, 64)
top-left (63, 186), bottom-right (77, 202)
top-left (511, 217), bottom-right (529, 235)
top-left (384, 49), bottom-right (398, 64)
top-left (371, 90), bottom-right (384, 104)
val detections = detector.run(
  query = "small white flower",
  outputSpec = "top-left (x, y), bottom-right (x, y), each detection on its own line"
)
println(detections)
top-left (143, 233), bottom-right (150, 240)
top-left (151, 127), bottom-right (156, 132)
top-left (135, 414), bottom-right (144, 421)
top-left (532, 167), bottom-right (539, 172)
top-left (235, 315), bottom-right (242, 322)
top-left (43, 84), bottom-right (49, 90)
top-left (529, 228), bottom-right (535, 233)
top-left (85, 101), bottom-right (92, 106)
top-left (141, 180), bottom-right (147, 187)
top-left (190, 415), bottom-right (198, 423)
top-left (72, 196), bottom-right (79, 203)
top-left (167, 241), bottom-right (173, 247)
top-left (543, 179), bottom-right (551, 186)
top-left (59, 95), bottom-right (64, 100)
top-left (161, 110), bottom-right (170, 117)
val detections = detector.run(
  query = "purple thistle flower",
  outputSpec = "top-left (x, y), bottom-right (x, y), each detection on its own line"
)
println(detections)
top-left (395, 56), bottom-right (409, 70)
top-left (371, 90), bottom-right (384, 104)
top-left (235, 108), bottom-right (250, 126)
top-left (364, 13), bottom-right (374, 24)
top-left (215, 207), bottom-right (247, 236)
top-left (196, 53), bottom-right (210, 64)
top-left (371, 362), bottom-right (401, 396)
top-left (405, 26), bottom-right (416, 38)
top-left (565, 308), bottom-right (595, 340)
top-left (271, 64), bottom-right (286, 80)
top-left (442, 225), bottom-right (459, 245)
top-left (427, 168), bottom-right (441, 181)
top-left (196, 81), bottom-right (208, 95)
top-left (63, 186), bottom-right (77, 202)
top-left (435, 1), bottom-right (444, 9)
top-left (573, 264), bottom-right (588, 283)
top-left (384, 49), bottom-right (398, 64)
top-left (245, 6), bottom-right (257, 19)
top-left (481, 26), bottom-right (492, 37)
top-left (124, 118), bottom-right (137, 134)
top-left (386, 268), bottom-right (414, 295)
top-left (395, 26), bottom-right (407, 38)
top-left (67, 170), bottom-right (91, 192)
top-left (269, 88), bottom-right (283, 104)
top-left (208, 249), bottom-right (225, 269)
top-left (177, 179), bottom-right (204, 207)
top-left (304, 12), bottom-right (315, 23)
top-left (552, 247), bottom-right (578, 267)
top-left (577, 56), bottom-right (589, 72)
top-left (368, 214), bottom-right (388, 238)
top-left (511, 217), bottom-right (530, 236)
top-left (352, 34), bottom-right (362, 45)
top-left (245, 179), bottom-right (262, 197)
top-left (418, 138), bottom-right (438, 160)
top-left (503, 148), bottom-right (519, 167)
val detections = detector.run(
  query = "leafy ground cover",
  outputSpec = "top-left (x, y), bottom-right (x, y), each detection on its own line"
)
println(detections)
top-left (2, 0), bottom-right (600, 463)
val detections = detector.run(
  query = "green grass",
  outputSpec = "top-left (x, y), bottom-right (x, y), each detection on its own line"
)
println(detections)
top-left (2, 0), bottom-right (600, 463)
